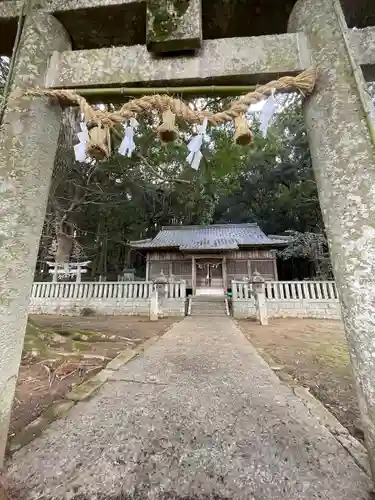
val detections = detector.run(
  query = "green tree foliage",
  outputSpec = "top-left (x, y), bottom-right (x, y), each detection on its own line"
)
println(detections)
top-left (278, 230), bottom-right (331, 280)
top-left (36, 83), bottom-right (375, 278)
top-left (212, 96), bottom-right (322, 234)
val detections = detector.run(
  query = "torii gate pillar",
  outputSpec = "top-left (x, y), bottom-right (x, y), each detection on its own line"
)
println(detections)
top-left (0, 12), bottom-right (70, 463)
top-left (289, 0), bottom-right (375, 475)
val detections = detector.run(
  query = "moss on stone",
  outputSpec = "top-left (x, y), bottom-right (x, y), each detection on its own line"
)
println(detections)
top-left (148, 0), bottom-right (190, 42)
top-left (23, 322), bottom-right (107, 359)
top-left (174, 0), bottom-right (190, 16)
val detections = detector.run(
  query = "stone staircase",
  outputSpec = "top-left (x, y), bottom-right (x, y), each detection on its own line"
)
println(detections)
top-left (188, 295), bottom-right (230, 317)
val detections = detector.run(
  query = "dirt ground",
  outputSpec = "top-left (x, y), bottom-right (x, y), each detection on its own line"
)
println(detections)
top-left (237, 318), bottom-right (362, 441)
top-left (9, 315), bottom-right (178, 448)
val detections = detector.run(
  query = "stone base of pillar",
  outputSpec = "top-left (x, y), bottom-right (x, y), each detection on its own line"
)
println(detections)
top-left (150, 290), bottom-right (159, 321)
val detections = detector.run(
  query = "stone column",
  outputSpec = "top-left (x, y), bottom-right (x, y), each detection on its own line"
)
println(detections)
top-left (145, 255), bottom-right (150, 281)
top-left (222, 256), bottom-right (228, 291)
top-left (289, 0), bottom-right (375, 476)
top-left (252, 272), bottom-right (268, 326)
top-left (149, 289), bottom-right (159, 321)
top-left (191, 256), bottom-right (196, 295)
top-left (255, 289), bottom-right (268, 326)
top-left (0, 12), bottom-right (71, 464)
top-left (52, 263), bottom-right (58, 283)
top-left (76, 265), bottom-right (82, 283)
top-left (272, 251), bottom-right (279, 280)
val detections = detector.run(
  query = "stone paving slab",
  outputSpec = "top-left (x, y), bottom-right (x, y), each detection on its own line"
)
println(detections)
top-left (8, 317), bottom-right (373, 500)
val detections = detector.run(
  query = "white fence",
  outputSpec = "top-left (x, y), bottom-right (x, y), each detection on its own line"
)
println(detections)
top-left (31, 281), bottom-right (187, 301)
top-left (232, 281), bottom-right (341, 320)
top-left (264, 281), bottom-right (338, 301)
top-left (29, 281), bottom-right (187, 317)
top-left (29, 279), bottom-right (341, 320)
top-left (232, 281), bottom-right (338, 301)
top-left (31, 281), bottom-right (153, 300)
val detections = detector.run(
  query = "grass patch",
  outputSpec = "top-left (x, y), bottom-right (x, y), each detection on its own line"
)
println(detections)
top-left (238, 318), bottom-right (361, 438)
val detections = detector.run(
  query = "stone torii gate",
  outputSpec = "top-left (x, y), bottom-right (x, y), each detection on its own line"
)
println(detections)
top-left (0, 0), bottom-right (375, 473)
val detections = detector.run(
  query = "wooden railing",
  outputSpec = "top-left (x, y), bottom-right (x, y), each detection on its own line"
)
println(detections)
top-left (232, 281), bottom-right (338, 301)
top-left (31, 281), bottom-right (187, 301)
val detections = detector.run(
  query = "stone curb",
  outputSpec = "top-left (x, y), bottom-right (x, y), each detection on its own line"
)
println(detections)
top-left (8, 336), bottom-right (161, 455)
top-left (293, 385), bottom-right (370, 476)
top-left (66, 349), bottom-right (140, 401)
top-left (253, 347), bottom-right (371, 477)
top-left (8, 401), bottom-right (74, 453)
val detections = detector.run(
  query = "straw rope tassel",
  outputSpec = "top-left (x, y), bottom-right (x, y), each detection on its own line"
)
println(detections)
top-left (87, 123), bottom-right (111, 160)
top-left (234, 116), bottom-right (252, 146)
top-left (157, 109), bottom-right (178, 142)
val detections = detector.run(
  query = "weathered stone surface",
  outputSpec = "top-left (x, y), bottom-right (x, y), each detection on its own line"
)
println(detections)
top-left (0, 0), bottom-right (23, 18)
top-left (0, 0), bottom-right (145, 53)
top-left (90, 368), bottom-right (114, 383)
top-left (1, 0), bottom-right (374, 54)
top-left (294, 386), bottom-right (370, 476)
top-left (66, 379), bottom-right (104, 401)
top-left (232, 296), bottom-right (342, 320)
top-left (350, 26), bottom-right (375, 80)
top-left (7, 317), bottom-right (372, 498)
top-left (146, 0), bottom-right (202, 53)
top-left (53, 33), bottom-right (311, 88)
top-left (289, 0), bottom-right (375, 478)
top-left (149, 290), bottom-right (158, 320)
top-left (28, 296), bottom-right (186, 317)
top-left (0, 12), bottom-right (71, 465)
top-left (8, 401), bottom-right (74, 454)
top-left (105, 349), bottom-right (138, 371)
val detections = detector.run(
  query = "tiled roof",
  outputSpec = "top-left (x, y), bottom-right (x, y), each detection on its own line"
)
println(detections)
top-left (131, 224), bottom-right (286, 251)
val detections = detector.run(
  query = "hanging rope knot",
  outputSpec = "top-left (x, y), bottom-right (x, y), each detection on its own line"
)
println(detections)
top-left (234, 116), bottom-right (252, 146)
top-left (157, 109), bottom-right (179, 143)
top-left (87, 121), bottom-right (111, 160)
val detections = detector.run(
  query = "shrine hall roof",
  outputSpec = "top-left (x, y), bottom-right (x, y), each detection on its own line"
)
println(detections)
top-left (131, 224), bottom-right (286, 251)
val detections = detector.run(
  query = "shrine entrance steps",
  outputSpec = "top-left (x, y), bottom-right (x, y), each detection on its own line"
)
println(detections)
top-left (188, 294), bottom-right (230, 316)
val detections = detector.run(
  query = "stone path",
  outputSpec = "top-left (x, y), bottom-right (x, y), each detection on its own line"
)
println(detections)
top-left (9, 317), bottom-right (372, 500)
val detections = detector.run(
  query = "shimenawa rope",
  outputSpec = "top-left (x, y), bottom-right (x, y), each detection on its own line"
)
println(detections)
top-left (15, 68), bottom-right (316, 127)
